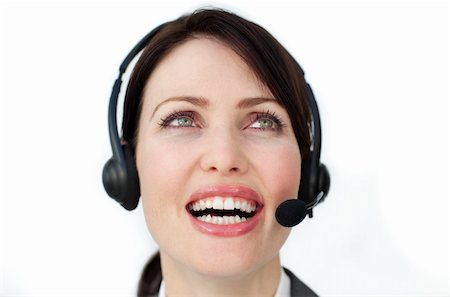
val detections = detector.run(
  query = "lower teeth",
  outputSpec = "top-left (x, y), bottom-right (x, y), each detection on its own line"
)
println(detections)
top-left (197, 215), bottom-right (247, 224)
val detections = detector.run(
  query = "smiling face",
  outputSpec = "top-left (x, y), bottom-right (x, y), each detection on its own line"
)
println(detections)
top-left (135, 37), bottom-right (301, 277)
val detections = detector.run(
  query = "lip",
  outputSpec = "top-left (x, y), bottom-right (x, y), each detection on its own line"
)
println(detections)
top-left (186, 184), bottom-right (264, 237)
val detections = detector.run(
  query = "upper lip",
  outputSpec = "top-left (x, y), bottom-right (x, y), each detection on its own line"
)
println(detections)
top-left (187, 184), bottom-right (263, 205)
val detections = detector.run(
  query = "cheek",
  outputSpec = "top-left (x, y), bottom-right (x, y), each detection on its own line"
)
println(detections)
top-left (254, 142), bottom-right (302, 202)
top-left (247, 141), bottom-right (300, 264)
top-left (135, 140), bottom-right (194, 235)
top-left (137, 139), bottom-right (193, 190)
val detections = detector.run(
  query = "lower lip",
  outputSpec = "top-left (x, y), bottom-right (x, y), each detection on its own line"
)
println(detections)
top-left (187, 208), bottom-right (263, 237)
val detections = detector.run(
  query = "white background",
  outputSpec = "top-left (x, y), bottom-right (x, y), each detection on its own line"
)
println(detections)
top-left (1, 0), bottom-right (449, 296)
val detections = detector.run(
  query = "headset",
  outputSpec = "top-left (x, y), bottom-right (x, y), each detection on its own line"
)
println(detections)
top-left (102, 21), bottom-right (330, 226)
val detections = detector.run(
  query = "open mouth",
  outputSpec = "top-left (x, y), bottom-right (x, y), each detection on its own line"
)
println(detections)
top-left (187, 197), bottom-right (260, 225)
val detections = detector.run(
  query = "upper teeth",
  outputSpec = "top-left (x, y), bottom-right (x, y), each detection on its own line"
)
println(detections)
top-left (189, 197), bottom-right (256, 213)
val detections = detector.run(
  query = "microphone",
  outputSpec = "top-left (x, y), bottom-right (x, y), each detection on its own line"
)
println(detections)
top-left (275, 199), bottom-right (308, 227)
top-left (276, 192), bottom-right (325, 227)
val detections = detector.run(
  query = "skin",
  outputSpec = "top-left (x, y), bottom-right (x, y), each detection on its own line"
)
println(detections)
top-left (135, 37), bottom-right (302, 297)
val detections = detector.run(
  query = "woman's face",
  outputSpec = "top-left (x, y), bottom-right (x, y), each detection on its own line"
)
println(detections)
top-left (136, 38), bottom-right (301, 277)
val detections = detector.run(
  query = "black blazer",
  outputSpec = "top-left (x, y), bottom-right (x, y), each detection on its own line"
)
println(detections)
top-left (284, 267), bottom-right (318, 297)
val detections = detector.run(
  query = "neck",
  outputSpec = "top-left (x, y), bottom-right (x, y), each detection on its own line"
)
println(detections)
top-left (160, 251), bottom-right (282, 297)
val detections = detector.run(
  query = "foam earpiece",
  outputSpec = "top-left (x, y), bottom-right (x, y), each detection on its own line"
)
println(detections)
top-left (102, 145), bottom-right (140, 210)
top-left (275, 199), bottom-right (308, 227)
top-left (318, 164), bottom-right (330, 200)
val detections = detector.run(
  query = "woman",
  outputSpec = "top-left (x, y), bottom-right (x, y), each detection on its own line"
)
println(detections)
top-left (105, 8), bottom-right (322, 297)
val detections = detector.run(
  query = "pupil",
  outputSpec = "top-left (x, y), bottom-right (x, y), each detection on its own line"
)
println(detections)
top-left (260, 119), bottom-right (272, 128)
top-left (177, 117), bottom-right (192, 126)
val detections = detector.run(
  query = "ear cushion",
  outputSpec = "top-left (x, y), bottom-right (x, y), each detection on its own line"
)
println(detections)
top-left (102, 146), bottom-right (140, 210)
top-left (122, 145), bottom-right (140, 210)
top-left (102, 157), bottom-right (127, 202)
top-left (299, 155), bottom-right (313, 203)
top-left (298, 159), bottom-right (330, 206)
top-left (317, 163), bottom-right (330, 201)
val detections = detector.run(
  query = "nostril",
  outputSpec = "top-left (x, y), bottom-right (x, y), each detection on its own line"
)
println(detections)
top-left (199, 147), bottom-right (249, 174)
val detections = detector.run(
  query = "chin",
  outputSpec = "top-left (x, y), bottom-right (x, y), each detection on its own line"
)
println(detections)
top-left (183, 240), bottom-right (280, 278)
top-left (189, 254), bottom-right (265, 278)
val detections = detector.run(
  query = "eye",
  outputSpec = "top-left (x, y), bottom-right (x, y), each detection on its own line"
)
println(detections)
top-left (247, 111), bottom-right (285, 131)
top-left (158, 111), bottom-right (198, 128)
top-left (173, 117), bottom-right (194, 127)
top-left (249, 118), bottom-right (275, 129)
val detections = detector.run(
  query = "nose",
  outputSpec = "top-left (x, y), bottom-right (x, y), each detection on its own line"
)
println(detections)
top-left (199, 128), bottom-right (249, 176)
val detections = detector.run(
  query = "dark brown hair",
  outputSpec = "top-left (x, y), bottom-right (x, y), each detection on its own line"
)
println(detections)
top-left (121, 8), bottom-right (311, 297)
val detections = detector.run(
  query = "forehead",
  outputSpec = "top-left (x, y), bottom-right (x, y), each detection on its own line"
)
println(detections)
top-left (142, 37), bottom-right (272, 108)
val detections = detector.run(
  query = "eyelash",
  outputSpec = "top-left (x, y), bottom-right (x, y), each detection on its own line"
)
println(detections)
top-left (251, 110), bottom-right (286, 131)
top-left (158, 110), bottom-right (286, 131)
top-left (158, 110), bottom-right (197, 128)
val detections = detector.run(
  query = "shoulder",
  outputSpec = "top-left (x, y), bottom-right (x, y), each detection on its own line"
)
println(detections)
top-left (283, 267), bottom-right (318, 297)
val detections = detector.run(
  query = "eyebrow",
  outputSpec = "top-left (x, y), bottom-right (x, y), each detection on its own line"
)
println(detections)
top-left (151, 96), bottom-right (279, 119)
top-left (237, 97), bottom-right (278, 109)
top-left (151, 96), bottom-right (209, 119)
